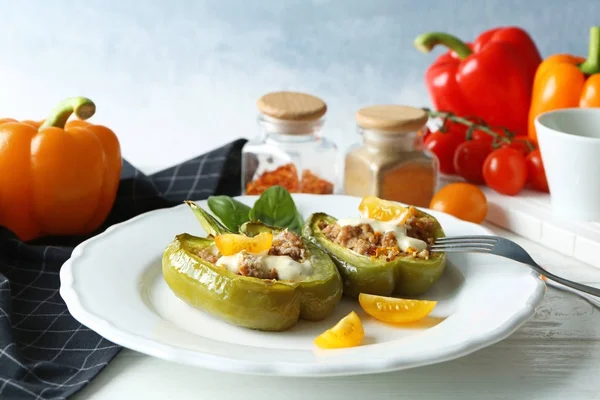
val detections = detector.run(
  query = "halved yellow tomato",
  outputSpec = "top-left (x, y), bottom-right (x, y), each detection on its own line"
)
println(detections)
top-left (214, 232), bottom-right (273, 256)
top-left (314, 311), bottom-right (364, 349)
top-left (358, 196), bottom-right (415, 224)
top-left (358, 293), bottom-right (437, 323)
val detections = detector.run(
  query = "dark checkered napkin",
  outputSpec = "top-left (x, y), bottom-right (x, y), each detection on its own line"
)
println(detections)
top-left (0, 139), bottom-right (247, 399)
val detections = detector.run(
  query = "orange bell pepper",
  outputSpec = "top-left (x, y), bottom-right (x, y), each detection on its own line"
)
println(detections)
top-left (0, 97), bottom-right (122, 241)
top-left (528, 26), bottom-right (600, 142)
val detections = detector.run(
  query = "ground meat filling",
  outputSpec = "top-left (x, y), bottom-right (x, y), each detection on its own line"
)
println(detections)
top-left (194, 230), bottom-right (306, 280)
top-left (406, 216), bottom-right (436, 244)
top-left (319, 216), bottom-right (436, 261)
top-left (319, 222), bottom-right (380, 257)
top-left (268, 230), bottom-right (305, 262)
top-left (191, 247), bottom-right (219, 264)
top-left (239, 253), bottom-right (279, 280)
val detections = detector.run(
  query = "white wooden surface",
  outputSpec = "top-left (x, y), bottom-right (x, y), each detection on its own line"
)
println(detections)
top-left (480, 185), bottom-right (600, 270)
top-left (440, 165), bottom-right (600, 271)
top-left (73, 222), bottom-right (600, 400)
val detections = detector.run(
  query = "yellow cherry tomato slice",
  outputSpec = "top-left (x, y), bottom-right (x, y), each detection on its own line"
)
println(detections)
top-left (358, 196), bottom-right (415, 224)
top-left (214, 232), bottom-right (273, 256)
top-left (314, 311), bottom-right (364, 349)
top-left (358, 293), bottom-right (437, 323)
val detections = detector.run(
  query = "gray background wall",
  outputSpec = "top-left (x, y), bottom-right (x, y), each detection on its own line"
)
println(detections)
top-left (2, 0), bottom-right (597, 172)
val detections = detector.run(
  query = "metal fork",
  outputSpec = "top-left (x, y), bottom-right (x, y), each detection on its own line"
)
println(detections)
top-left (430, 235), bottom-right (600, 298)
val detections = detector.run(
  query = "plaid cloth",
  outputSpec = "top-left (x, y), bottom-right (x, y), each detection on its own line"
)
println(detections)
top-left (0, 139), bottom-right (247, 400)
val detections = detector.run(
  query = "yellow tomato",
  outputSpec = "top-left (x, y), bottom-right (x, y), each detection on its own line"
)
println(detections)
top-left (358, 293), bottom-right (437, 323)
top-left (214, 232), bottom-right (273, 256)
top-left (429, 183), bottom-right (487, 224)
top-left (314, 311), bottom-right (364, 349)
top-left (358, 195), bottom-right (415, 223)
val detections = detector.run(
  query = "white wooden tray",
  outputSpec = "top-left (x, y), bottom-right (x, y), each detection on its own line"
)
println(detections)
top-left (440, 176), bottom-right (600, 270)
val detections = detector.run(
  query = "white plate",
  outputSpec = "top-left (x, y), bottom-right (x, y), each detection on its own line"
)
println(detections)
top-left (59, 194), bottom-right (546, 377)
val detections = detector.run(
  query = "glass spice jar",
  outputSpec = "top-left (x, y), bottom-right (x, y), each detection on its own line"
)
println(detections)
top-left (344, 105), bottom-right (439, 207)
top-left (242, 91), bottom-right (339, 195)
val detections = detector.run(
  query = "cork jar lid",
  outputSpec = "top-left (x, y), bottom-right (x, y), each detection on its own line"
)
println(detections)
top-left (257, 91), bottom-right (327, 121)
top-left (356, 105), bottom-right (428, 134)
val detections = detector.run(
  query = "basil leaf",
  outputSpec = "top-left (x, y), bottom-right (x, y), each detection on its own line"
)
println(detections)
top-left (207, 196), bottom-right (251, 232)
top-left (249, 186), bottom-right (303, 234)
top-left (294, 209), bottom-right (304, 232)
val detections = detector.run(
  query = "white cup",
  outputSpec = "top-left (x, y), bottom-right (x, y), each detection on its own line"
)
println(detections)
top-left (535, 108), bottom-right (600, 221)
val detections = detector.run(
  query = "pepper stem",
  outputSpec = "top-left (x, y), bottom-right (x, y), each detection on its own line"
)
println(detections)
top-left (579, 26), bottom-right (600, 75)
top-left (414, 32), bottom-right (473, 60)
top-left (39, 97), bottom-right (96, 130)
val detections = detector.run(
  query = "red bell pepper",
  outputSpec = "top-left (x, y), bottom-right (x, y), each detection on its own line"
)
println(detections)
top-left (414, 27), bottom-right (542, 136)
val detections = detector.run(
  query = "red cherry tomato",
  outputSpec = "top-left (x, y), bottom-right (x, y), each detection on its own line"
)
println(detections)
top-left (453, 140), bottom-right (493, 184)
top-left (525, 149), bottom-right (549, 192)
top-left (444, 120), bottom-right (469, 139)
top-left (501, 135), bottom-right (536, 156)
top-left (424, 131), bottom-right (464, 175)
top-left (419, 119), bottom-right (466, 144)
top-left (471, 126), bottom-right (507, 145)
top-left (483, 147), bottom-right (528, 195)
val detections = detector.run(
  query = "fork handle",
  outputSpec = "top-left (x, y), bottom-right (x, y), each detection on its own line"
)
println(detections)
top-left (545, 279), bottom-right (600, 308)
top-left (530, 264), bottom-right (600, 297)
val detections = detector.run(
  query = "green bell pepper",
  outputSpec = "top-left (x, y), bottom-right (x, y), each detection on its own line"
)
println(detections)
top-left (184, 200), bottom-right (232, 236)
top-left (239, 221), bottom-right (283, 236)
top-left (302, 210), bottom-right (447, 298)
top-left (162, 203), bottom-right (344, 332)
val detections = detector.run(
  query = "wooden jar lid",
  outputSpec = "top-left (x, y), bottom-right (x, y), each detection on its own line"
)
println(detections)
top-left (355, 105), bottom-right (428, 133)
top-left (257, 91), bottom-right (327, 121)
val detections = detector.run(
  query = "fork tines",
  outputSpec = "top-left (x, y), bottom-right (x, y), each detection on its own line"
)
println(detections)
top-left (429, 235), bottom-right (498, 253)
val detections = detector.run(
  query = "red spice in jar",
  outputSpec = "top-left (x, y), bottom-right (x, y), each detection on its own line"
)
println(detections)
top-left (300, 170), bottom-right (334, 194)
top-left (246, 163), bottom-right (334, 195)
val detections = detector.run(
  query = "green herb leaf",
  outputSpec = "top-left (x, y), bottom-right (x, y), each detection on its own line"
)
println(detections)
top-left (249, 186), bottom-right (303, 234)
top-left (207, 196), bottom-right (252, 232)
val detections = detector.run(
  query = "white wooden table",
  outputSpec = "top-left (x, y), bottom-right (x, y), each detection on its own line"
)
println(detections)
top-left (73, 221), bottom-right (600, 400)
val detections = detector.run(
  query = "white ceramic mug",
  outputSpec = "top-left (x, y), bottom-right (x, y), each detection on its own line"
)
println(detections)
top-left (535, 108), bottom-right (600, 221)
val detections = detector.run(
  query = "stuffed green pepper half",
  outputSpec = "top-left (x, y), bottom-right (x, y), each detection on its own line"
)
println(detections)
top-left (302, 197), bottom-right (446, 298)
top-left (162, 201), bottom-right (343, 332)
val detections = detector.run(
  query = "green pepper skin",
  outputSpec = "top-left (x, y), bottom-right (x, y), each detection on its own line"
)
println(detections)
top-left (184, 200), bottom-right (232, 236)
top-left (162, 230), bottom-right (343, 332)
top-left (239, 221), bottom-right (282, 236)
top-left (302, 211), bottom-right (447, 298)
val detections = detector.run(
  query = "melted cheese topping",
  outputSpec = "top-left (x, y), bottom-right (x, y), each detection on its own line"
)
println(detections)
top-left (335, 218), bottom-right (428, 252)
top-left (216, 253), bottom-right (246, 275)
top-left (215, 252), bottom-right (312, 282)
top-left (262, 256), bottom-right (312, 281)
